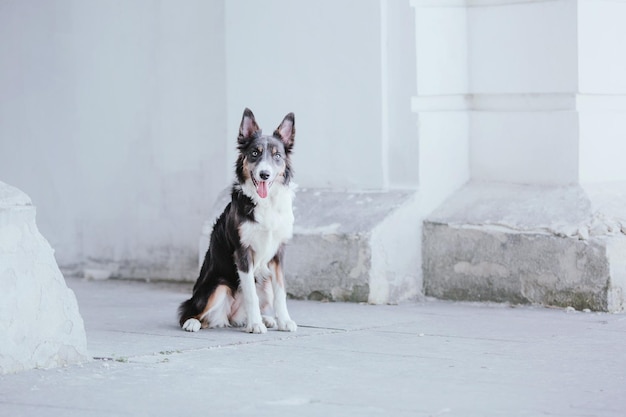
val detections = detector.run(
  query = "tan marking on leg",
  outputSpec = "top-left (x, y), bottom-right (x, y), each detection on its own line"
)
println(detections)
top-left (198, 285), bottom-right (230, 324)
top-left (257, 275), bottom-right (274, 312)
top-left (270, 260), bottom-right (285, 289)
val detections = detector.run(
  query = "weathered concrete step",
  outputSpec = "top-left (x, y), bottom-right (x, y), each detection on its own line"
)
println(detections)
top-left (201, 187), bottom-right (421, 304)
top-left (423, 182), bottom-right (626, 312)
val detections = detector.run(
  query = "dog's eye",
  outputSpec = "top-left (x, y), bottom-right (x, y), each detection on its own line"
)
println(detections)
top-left (251, 150), bottom-right (259, 157)
top-left (273, 153), bottom-right (282, 160)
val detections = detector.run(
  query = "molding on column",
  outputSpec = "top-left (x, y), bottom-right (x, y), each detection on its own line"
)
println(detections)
top-left (412, 93), bottom-right (626, 113)
top-left (470, 94), bottom-right (576, 112)
top-left (410, 0), bottom-right (573, 8)
top-left (412, 93), bottom-right (574, 112)
top-left (411, 95), bottom-right (471, 112)
top-left (412, 0), bottom-right (626, 8)
top-left (577, 95), bottom-right (626, 112)
top-left (410, 0), bottom-right (467, 6)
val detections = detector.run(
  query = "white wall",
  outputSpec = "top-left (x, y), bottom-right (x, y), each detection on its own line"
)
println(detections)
top-left (7, 0), bottom-right (622, 281)
top-left (577, 0), bottom-right (626, 183)
top-left (0, 0), bottom-right (227, 278)
top-left (0, 0), bottom-right (76, 262)
top-left (0, 0), bottom-right (418, 278)
top-left (224, 0), bottom-right (417, 190)
top-left (384, 0), bottom-right (419, 189)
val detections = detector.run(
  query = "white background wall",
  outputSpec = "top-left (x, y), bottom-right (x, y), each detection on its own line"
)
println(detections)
top-left (0, 0), bottom-right (227, 278)
top-left (3, 0), bottom-right (624, 280)
top-left (0, 0), bottom-right (417, 279)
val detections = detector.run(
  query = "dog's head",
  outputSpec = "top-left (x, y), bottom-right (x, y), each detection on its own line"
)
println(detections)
top-left (236, 108), bottom-right (295, 199)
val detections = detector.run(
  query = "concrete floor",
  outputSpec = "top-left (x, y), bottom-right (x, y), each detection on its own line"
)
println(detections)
top-left (1, 277), bottom-right (625, 417)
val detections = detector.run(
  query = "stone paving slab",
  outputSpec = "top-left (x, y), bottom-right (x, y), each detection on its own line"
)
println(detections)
top-left (0, 277), bottom-right (625, 417)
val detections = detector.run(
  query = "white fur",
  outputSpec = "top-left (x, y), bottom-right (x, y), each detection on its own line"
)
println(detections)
top-left (182, 318), bottom-right (201, 332)
top-left (272, 278), bottom-right (297, 332)
top-left (278, 318), bottom-right (297, 332)
top-left (262, 315), bottom-right (277, 328)
top-left (239, 181), bottom-right (295, 270)
top-left (254, 159), bottom-right (274, 181)
top-left (238, 269), bottom-right (267, 334)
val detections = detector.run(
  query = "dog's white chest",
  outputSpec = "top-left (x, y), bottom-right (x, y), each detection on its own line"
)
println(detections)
top-left (239, 186), bottom-right (294, 269)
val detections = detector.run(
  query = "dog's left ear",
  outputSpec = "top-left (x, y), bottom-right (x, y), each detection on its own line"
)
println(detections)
top-left (239, 108), bottom-right (260, 144)
top-left (274, 113), bottom-right (295, 149)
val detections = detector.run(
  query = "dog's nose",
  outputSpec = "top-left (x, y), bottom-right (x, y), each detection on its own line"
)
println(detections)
top-left (259, 170), bottom-right (270, 180)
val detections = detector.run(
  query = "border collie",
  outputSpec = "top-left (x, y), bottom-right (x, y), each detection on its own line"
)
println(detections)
top-left (178, 108), bottom-right (297, 334)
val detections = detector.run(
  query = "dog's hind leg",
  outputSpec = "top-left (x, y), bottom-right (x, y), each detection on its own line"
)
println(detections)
top-left (179, 290), bottom-right (209, 332)
top-left (228, 288), bottom-right (246, 327)
top-left (179, 302), bottom-right (204, 332)
top-left (203, 285), bottom-right (233, 328)
top-left (179, 284), bottom-right (231, 332)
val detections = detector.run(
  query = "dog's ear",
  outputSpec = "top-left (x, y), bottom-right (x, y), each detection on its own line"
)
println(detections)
top-left (239, 108), bottom-right (260, 143)
top-left (274, 112), bottom-right (295, 149)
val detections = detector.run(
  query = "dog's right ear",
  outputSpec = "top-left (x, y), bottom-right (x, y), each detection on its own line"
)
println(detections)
top-left (238, 108), bottom-right (260, 144)
top-left (274, 112), bottom-right (295, 150)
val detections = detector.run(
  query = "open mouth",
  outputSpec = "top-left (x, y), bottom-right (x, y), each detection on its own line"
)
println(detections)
top-left (251, 177), bottom-right (273, 199)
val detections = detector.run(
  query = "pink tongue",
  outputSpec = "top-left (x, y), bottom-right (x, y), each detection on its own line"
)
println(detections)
top-left (257, 181), bottom-right (268, 198)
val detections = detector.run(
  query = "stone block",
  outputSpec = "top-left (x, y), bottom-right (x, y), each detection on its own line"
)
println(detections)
top-left (200, 188), bottom-right (421, 304)
top-left (0, 181), bottom-right (89, 374)
top-left (423, 182), bottom-right (626, 312)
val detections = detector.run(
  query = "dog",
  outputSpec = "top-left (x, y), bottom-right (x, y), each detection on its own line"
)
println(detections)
top-left (178, 108), bottom-right (297, 334)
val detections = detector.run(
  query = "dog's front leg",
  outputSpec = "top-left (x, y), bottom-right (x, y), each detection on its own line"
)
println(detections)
top-left (270, 254), bottom-right (297, 332)
top-left (236, 248), bottom-right (267, 334)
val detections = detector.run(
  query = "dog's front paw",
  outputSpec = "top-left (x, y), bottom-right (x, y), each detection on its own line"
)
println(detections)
top-left (277, 319), bottom-right (297, 332)
top-left (182, 318), bottom-right (201, 332)
top-left (244, 322), bottom-right (267, 334)
top-left (262, 315), bottom-right (277, 329)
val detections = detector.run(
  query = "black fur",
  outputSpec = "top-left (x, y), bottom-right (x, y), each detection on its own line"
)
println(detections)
top-left (177, 187), bottom-right (255, 326)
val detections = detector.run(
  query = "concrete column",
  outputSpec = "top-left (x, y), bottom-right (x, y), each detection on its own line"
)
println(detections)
top-left (416, 0), bottom-right (626, 311)
top-left (468, 0), bottom-right (579, 184)
top-left (578, 0), bottom-right (626, 183)
top-left (412, 0), bottom-right (579, 188)
top-left (410, 0), bottom-right (470, 215)
top-left (414, 0), bottom-right (626, 187)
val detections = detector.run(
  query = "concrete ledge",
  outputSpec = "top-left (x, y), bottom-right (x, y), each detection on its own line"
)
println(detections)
top-left (423, 182), bottom-right (626, 312)
top-left (201, 187), bottom-right (421, 304)
top-left (0, 181), bottom-right (89, 374)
